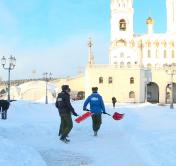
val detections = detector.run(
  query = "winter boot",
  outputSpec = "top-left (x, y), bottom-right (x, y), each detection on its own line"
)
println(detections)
top-left (60, 136), bottom-right (70, 143)
top-left (94, 131), bottom-right (98, 136)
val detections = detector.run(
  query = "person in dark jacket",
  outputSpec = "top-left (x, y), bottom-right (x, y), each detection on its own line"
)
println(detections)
top-left (55, 85), bottom-right (78, 143)
top-left (112, 97), bottom-right (117, 108)
top-left (0, 100), bottom-right (10, 120)
top-left (83, 87), bottom-right (106, 136)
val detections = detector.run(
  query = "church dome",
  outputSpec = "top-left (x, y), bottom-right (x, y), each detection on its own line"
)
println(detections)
top-left (146, 17), bottom-right (154, 24)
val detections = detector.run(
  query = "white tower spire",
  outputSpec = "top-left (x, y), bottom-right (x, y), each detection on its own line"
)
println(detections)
top-left (166, 0), bottom-right (176, 33)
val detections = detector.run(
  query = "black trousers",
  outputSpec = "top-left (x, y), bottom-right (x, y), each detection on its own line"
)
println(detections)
top-left (59, 114), bottom-right (73, 139)
top-left (91, 114), bottom-right (102, 132)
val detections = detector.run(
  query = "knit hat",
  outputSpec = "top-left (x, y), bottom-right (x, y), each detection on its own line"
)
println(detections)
top-left (61, 85), bottom-right (69, 91)
top-left (92, 87), bottom-right (98, 92)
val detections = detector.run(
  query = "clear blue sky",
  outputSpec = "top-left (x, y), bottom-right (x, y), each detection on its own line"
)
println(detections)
top-left (0, 0), bottom-right (167, 80)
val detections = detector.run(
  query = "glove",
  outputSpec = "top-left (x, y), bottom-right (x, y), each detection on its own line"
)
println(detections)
top-left (83, 108), bottom-right (90, 112)
top-left (73, 112), bottom-right (79, 117)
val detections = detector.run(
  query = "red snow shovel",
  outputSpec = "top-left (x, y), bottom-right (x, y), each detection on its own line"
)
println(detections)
top-left (75, 111), bottom-right (93, 123)
top-left (112, 112), bottom-right (124, 120)
top-left (103, 112), bottom-right (124, 121)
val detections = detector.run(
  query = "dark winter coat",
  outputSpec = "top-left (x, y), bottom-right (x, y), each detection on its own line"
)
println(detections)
top-left (0, 100), bottom-right (10, 111)
top-left (55, 91), bottom-right (77, 116)
top-left (83, 92), bottom-right (105, 114)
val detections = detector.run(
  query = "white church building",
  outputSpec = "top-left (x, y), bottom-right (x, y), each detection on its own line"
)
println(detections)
top-left (84, 0), bottom-right (176, 103)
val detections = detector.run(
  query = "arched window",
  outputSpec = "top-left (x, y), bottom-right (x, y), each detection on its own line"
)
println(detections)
top-left (130, 77), bottom-right (134, 84)
top-left (120, 62), bottom-right (124, 67)
top-left (119, 19), bottom-right (126, 31)
top-left (129, 91), bottom-right (135, 98)
top-left (108, 77), bottom-right (113, 84)
top-left (99, 77), bottom-right (103, 84)
top-left (127, 62), bottom-right (131, 68)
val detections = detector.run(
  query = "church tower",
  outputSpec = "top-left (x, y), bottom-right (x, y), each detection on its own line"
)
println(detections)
top-left (110, 0), bottom-right (134, 41)
top-left (166, 0), bottom-right (176, 33)
top-left (110, 0), bottom-right (137, 65)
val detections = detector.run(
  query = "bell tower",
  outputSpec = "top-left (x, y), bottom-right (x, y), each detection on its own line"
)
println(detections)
top-left (109, 0), bottom-right (136, 65)
top-left (110, 0), bottom-right (134, 41)
top-left (166, 0), bottom-right (176, 33)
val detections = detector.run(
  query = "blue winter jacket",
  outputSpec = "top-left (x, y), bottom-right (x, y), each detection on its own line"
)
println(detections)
top-left (83, 92), bottom-right (106, 114)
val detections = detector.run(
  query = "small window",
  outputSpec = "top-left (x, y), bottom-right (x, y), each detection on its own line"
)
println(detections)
top-left (119, 19), bottom-right (126, 31)
top-left (127, 62), bottom-right (131, 68)
top-left (109, 77), bottom-right (113, 84)
top-left (120, 62), bottom-right (124, 67)
top-left (129, 91), bottom-right (135, 98)
top-left (99, 77), bottom-right (103, 84)
top-left (130, 77), bottom-right (134, 84)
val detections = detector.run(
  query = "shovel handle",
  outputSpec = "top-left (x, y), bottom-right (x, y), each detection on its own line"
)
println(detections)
top-left (104, 112), bottom-right (111, 116)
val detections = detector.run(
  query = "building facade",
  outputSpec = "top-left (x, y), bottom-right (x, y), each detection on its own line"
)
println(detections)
top-left (85, 0), bottom-right (176, 103)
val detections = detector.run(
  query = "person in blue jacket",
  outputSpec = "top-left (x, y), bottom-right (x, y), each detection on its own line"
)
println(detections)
top-left (83, 87), bottom-right (106, 136)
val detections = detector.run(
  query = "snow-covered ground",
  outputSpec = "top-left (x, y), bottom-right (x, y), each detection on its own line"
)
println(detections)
top-left (1, 101), bottom-right (176, 166)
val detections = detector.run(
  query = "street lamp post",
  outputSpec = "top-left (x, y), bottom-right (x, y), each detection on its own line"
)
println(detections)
top-left (43, 72), bottom-right (52, 104)
top-left (165, 63), bottom-right (176, 109)
top-left (1, 55), bottom-right (16, 102)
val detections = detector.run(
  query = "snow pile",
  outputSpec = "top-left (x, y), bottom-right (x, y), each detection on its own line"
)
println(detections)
top-left (1, 101), bottom-right (176, 166)
top-left (0, 137), bottom-right (46, 166)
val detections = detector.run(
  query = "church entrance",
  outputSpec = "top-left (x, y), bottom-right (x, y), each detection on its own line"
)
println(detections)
top-left (165, 83), bottom-right (176, 104)
top-left (146, 82), bottom-right (159, 103)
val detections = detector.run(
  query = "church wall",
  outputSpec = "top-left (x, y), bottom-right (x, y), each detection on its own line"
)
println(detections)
top-left (85, 65), bottom-right (144, 103)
